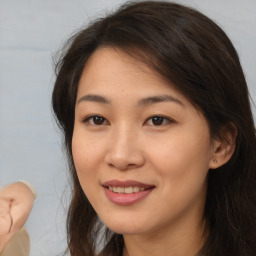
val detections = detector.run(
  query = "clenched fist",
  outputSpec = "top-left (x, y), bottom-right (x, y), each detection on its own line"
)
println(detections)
top-left (0, 182), bottom-right (35, 252)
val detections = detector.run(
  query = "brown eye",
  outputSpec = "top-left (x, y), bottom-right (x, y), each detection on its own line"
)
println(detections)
top-left (92, 116), bottom-right (105, 125)
top-left (146, 116), bottom-right (173, 126)
top-left (152, 116), bottom-right (164, 126)
top-left (83, 115), bottom-right (108, 125)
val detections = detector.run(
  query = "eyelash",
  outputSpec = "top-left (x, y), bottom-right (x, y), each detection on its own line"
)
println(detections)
top-left (82, 115), bottom-right (174, 126)
top-left (83, 115), bottom-right (109, 126)
top-left (145, 115), bottom-right (174, 126)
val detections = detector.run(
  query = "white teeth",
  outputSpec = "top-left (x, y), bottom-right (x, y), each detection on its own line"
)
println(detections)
top-left (124, 187), bottom-right (133, 194)
top-left (117, 187), bottom-right (125, 193)
top-left (133, 186), bottom-right (140, 192)
top-left (109, 186), bottom-right (147, 193)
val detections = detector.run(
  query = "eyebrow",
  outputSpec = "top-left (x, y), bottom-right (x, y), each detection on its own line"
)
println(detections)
top-left (77, 94), bottom-right (111, 104)
top-left (77, 93), bottom-right (184, 107)
top-left (138, 94), bottom-right (184, 107)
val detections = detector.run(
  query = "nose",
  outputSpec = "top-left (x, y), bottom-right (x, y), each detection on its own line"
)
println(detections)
top-left (104, 126), bottom-right (145, 170)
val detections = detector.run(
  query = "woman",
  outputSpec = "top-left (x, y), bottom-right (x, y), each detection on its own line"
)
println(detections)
top-left (52, 1), bottom-right (256, 256)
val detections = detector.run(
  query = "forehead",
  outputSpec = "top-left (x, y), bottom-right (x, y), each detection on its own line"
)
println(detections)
top-left (77, 47), bottom-right (186, 101)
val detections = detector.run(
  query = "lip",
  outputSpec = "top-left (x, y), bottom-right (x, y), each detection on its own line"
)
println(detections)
top-left (102, 179), bottom-right (155, 206)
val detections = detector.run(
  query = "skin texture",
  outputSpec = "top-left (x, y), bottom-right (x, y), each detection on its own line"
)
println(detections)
top-left (72, 47), bottom-right (235, 256)
top-left (0, 182), bottom-right (34, 252)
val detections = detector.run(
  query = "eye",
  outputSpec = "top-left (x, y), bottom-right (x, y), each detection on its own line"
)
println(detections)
top-left (146, 116), bottom-right (173, 126)
top-left (83, 115), bottom-right (109, 125)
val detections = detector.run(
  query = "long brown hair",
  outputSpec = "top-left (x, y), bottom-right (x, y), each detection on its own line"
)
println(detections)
top-left (52, 1), bottom-right (256, 256)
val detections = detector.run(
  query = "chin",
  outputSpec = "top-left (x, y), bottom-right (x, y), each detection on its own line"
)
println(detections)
top-left (103, 219), bottom-right (149, 235)
top-left (110, 227), bottom-right (145, 235)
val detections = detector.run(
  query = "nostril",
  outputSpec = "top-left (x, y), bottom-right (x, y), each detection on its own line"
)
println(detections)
top-left (108, 162), bottom-right (140, 171)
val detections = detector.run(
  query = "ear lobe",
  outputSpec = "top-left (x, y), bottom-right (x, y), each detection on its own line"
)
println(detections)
top-left (209, 123), bottom-right (237, 169)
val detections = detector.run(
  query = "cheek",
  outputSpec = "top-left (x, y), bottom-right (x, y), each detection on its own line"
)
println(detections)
top-left (72, 128), bottom-right (104, 172)
top-left (72, 135), bottom-right (101, 208)
top-left (148, 137), bottom-right (210, 221)
top-left (71, 127), bottom-right (111, 207)
top-left (146, 128), bottom-right (212, 188)
top-left (72, 130), bottom-right (99, 187)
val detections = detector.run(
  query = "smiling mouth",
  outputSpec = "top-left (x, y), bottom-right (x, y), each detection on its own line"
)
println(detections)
top-left (102, 180), bottom-right (155, 205)
top-left (108, 186), bottom-right (149, 194)
top-left (102, 180), bottom-right (155, 193)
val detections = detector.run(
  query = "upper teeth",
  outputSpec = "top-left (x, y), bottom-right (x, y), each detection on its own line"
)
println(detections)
top-left (109, 186), bottom-right (145, 193)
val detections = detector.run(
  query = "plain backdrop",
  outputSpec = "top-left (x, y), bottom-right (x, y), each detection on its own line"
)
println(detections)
top-left (0, 0), bottom-right (255, 255)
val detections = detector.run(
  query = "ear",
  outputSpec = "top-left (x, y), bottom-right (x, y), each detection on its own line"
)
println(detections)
top-left (209, 123), bottom-right (237, 169)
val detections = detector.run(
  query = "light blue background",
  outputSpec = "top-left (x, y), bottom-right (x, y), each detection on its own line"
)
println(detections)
top-left (0, 1), bottom-right (255, 255)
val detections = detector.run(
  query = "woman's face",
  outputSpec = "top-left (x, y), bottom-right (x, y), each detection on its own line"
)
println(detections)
top-left (72, 47), bottom-right (217, 236)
